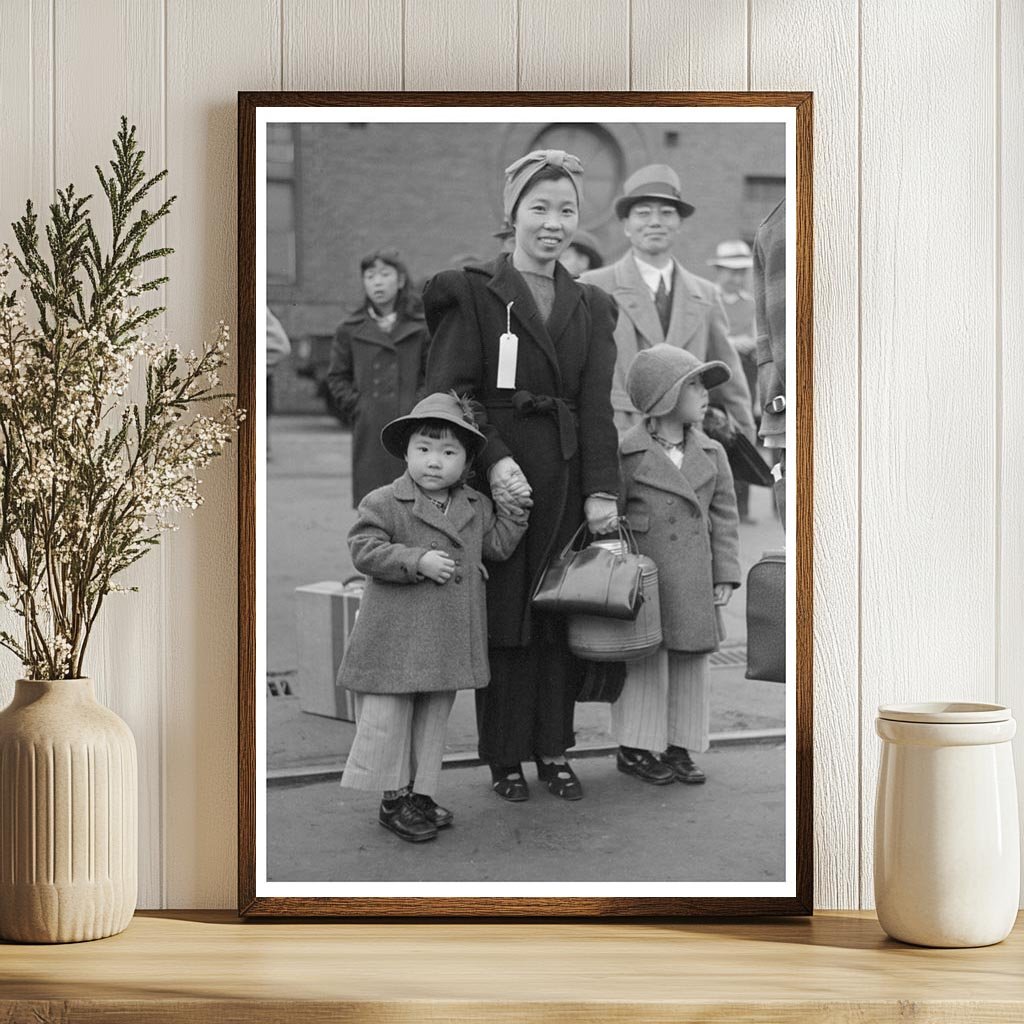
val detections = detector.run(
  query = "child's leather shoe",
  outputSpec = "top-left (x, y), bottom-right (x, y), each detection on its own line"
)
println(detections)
top-left (616, 746), bottom-right (676, 785)
top-left (379, 795), bottom-right (438, 842)
top-left (408, 792), bottom-right (454, 829)
top-left (660, 745), bottom-right (707, 784)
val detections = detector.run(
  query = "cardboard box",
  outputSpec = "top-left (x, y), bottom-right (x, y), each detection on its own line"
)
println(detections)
top-left (294, 578), bottom-right (364, 721)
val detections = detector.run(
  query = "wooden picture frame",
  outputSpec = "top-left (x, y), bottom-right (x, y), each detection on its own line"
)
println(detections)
top-left (238, 91), bottom-right (812, 917)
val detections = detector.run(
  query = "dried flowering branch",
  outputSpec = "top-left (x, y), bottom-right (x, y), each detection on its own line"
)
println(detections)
top-left (0, 117), bottom-right (242, 679)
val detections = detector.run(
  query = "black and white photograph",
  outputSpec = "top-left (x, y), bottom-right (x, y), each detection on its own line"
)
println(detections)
top-left (243, 98), bottom-right (807, 913)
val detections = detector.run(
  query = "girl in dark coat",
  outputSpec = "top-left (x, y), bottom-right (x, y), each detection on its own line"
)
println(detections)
top-left (326, 249), bottom-right (429, 507)
top-left (424, 150), bottom-right (620, 803)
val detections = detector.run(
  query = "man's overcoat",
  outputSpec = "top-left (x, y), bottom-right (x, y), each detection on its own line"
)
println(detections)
top-left (580, 254), bottom-right (753, 438)
top-left (338, 472), bottom-right (527, 694)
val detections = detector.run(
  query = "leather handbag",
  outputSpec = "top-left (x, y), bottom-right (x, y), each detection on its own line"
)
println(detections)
top-left (745, 549), bottom-right (786, 683)
top-left (531, 521), bottom-right (644, 621)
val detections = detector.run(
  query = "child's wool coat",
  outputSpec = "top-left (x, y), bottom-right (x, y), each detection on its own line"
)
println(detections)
top-left (338, 471), bottom-right (527, 694)
top-left (619, 423), bottom-right (741, 653)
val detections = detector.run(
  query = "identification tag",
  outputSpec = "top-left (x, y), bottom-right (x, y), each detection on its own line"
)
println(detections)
top-left (496, 300), bottom-right (518, 389)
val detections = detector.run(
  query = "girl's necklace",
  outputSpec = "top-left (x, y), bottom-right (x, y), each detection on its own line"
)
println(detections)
top-left (651, 431), bottom-right (686, 451)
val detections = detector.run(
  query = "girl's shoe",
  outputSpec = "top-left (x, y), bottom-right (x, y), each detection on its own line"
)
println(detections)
top-left (489, 763), bottom-right (530, 802)
top-left (660, 745), bottom-right (707, 784)
top-left (409, 792), bottom-right (454, 829)
top-left (378, 795), bottom-right (438, 842)
top-left (535, 759), bottom-right (584, 801)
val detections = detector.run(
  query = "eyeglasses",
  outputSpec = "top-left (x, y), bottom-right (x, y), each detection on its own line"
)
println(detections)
top-left (628, 204), bottom-right (681, 221)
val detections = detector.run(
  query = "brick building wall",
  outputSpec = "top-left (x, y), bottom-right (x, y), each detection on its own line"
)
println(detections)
top-left (267, 120), bottom-right (785, 414)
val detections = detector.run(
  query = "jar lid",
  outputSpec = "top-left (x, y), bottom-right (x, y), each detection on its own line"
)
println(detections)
top-left (877, 702), bottom-right (1011, 724)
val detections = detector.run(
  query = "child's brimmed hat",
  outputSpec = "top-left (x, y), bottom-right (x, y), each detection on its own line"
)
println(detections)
top-left (380, 391), bottom-right (487, 459)
top-left (626, 344), bottom-right (732, 418)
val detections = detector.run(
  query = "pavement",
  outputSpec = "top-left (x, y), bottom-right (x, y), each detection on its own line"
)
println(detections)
top-left (267, 741), bottom-right (786, 883)
top-left (265, 414), bottom-right (788, 884)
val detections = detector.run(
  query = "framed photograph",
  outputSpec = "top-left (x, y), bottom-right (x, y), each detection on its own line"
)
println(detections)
top-left (238, 91), bottom-right (812, 916)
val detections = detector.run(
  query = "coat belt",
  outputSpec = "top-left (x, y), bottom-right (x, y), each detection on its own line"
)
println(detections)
top-left (488, 390), bottom-right (578, 461)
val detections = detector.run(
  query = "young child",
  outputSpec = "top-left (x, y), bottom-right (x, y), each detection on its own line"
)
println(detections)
top-left (338, 392), bottom-right (529, 842)
top-left (613, 345), bottom-right (741, 786)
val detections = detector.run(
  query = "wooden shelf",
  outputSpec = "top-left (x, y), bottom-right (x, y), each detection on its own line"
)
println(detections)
top-left (2, 910), bottom-right (1023, 1022)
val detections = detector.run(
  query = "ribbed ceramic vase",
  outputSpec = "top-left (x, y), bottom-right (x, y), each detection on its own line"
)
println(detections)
top-left (0, 678), bottom-right (137, 943)
top-left (874, 702), bottom-right (1019, 948)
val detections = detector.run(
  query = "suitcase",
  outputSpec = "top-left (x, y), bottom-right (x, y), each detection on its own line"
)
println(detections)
top-left (294, 576), bottom-right (364, 721)
top-left (745, 549), bottom-right (786, 683)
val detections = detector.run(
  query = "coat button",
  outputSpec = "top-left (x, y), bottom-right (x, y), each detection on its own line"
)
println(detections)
top-left (666, 498), bottom-right (674, 504)
top-left (668, 517), bottom-right (677, 524)
top-left (430, 542), bottom-right (438, 548)
top-left (669, 534), bottom-right (678, 542)
top-left (454, 574), bottom-right (463, 583)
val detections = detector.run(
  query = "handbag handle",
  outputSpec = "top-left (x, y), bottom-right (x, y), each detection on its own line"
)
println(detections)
top-left (555, 517), bottom-right (640, 562)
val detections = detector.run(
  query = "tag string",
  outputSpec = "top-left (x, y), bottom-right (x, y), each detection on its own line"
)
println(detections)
top-left (506, 301), bottom-right (513, 335)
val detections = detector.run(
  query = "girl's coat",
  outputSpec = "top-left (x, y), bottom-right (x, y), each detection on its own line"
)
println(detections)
top-left (619, 423), bottom-right (741, 653)
top-left (338, 472), bottom-right (527, 694)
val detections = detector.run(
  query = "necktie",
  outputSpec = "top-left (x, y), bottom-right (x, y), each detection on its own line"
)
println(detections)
top-left (654, 274), bottom-right (671, 335)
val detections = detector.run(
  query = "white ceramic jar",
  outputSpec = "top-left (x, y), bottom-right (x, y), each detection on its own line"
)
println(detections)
top-left (874, 702), bottom-right (1019, 947)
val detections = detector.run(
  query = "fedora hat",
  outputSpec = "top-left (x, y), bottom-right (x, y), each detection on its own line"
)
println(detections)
top-left (707, 239), bottom-right (753, 269)
top-left (626, 344), bottom-right (731, 418)
top-left (614, 164), bottom-right (695, 220)
top-left (380, 391), bottom-right (487, 460)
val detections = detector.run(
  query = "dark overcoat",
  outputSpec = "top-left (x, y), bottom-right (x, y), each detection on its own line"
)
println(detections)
top-left (423, 255), bottom-right (619, 647)
top-left (619, 423), bottom-right (741, 653)
top-left (338, 472), bottom-right (528, 694)
top-left (325, 307), bottom-right (429, 506)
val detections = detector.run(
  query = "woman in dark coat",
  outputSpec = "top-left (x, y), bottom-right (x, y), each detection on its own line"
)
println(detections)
top-left (326, 249), bottom-right (429, 506)
top-left (424, 150), bottom-right (620, 803)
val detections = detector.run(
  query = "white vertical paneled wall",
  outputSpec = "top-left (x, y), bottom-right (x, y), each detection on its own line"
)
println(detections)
top-left (0, 0), bottom-right (1018, 910)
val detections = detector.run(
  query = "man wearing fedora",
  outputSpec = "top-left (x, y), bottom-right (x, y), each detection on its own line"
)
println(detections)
top-left (580, 165), bottom-right (753, 438)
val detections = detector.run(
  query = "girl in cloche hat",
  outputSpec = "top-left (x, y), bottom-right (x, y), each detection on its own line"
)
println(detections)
top-left (613, 345), bottom-right (742, 787)
top-left (338, 392), bottom-right (530, 843)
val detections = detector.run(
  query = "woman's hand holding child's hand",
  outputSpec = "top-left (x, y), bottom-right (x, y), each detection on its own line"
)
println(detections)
top-left (713, 584), bottom-right (733, 606)
top-left (489, 457), bottom-right (533, 516)
top-left (418, 550), bottom-right (456, 584)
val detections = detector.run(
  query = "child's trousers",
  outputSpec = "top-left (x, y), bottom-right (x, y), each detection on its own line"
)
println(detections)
top-left (341, 691), bottom-right (456, 796)
top-left (610, 649), bottom-right (710, 753)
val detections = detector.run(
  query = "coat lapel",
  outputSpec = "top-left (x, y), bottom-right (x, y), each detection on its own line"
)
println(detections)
top-left (347, 313), bottom-right (395, 350)
top-left (611, 254), bottom-right (665, 349)
top-left (621, 424), bottom-right (714, 510)
top-left (544, 260), bottom-right (583, 349)
top-left (664, 261), bottom-right (709, 349)
top-left (680, 430), bottom-right (717, 497)
top-left (485, 256), bottom-right (562, 387)
top-left (396, 473), bottom-right (478, 548)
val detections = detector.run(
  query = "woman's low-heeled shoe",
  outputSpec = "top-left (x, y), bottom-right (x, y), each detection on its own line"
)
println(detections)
top-left (535, 759), bottom-right (584, 801)
top-left (490, 763), bottom-right (530, 802)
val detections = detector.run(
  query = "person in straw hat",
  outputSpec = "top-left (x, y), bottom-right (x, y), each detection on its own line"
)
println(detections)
top-left (338, 392), bottom-right (529, 843)
top-left (614, 344), bottom-right (741, 786)
top-left (579, 165), bottom-right (753, 439)
top-left (424, 149), bottom-right (620, 804)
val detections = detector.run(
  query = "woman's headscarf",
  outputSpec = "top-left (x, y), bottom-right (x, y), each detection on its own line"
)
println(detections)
top-left (502, 149), bottom-right (584, 222)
